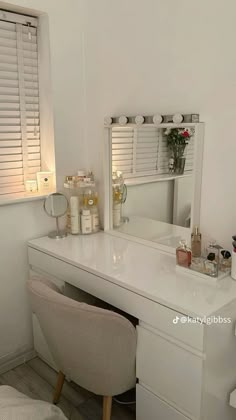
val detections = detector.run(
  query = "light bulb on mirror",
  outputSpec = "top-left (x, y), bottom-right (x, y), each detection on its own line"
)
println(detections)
top-left (104, 116), bottom-right (112, 126)
top-left (119, 115), bottom-right (128, 125)
top-left (173, 113), bottom-right (184, 124)
top-left (135, 115), bottom-right (144, 125)
top-left (153, 114), bottom-right (163, 125)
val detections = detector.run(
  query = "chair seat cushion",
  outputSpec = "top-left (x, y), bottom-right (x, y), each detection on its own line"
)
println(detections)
top-left (0, 386), bottom-right (67, 420)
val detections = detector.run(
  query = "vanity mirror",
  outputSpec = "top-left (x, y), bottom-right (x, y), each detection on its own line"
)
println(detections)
top-left (44, 192), bottom-right (68, 239)
top-left (104, 114), bottom-right (204, 252)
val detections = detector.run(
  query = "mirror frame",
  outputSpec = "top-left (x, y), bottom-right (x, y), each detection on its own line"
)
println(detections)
top-left (43, 192), bottom-right (69, 239)
top-left (103, 117), bottom-right (205, 254)
top-left (43, 192), bottom-right (69, 218)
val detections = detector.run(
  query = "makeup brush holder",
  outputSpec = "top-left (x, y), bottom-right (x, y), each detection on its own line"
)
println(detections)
top-left (231, 249), bottom-right (236, 280)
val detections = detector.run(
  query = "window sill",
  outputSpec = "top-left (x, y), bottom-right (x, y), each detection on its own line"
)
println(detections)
top-left (0, 191), bottom-right (56, 207)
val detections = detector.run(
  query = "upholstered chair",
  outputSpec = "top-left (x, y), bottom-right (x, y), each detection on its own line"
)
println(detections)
top-left (27, 277), bottom-right (137, 420)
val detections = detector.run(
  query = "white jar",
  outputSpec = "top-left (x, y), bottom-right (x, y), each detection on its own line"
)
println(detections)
top-left (81, 209), bottom-right (92, 234)
top-left (70, 196), bottom-right (80, 235)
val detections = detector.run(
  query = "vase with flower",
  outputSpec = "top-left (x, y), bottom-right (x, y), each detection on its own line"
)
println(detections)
top-left (164, 128), bottom-right (194, 174)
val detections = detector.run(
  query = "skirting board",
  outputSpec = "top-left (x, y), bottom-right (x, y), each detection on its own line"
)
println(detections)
top-left (0, 349), bottom-right (36, 375)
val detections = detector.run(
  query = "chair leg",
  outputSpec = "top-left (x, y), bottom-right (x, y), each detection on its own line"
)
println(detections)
top-left (53, 371), bottom-right (65, 404)
top-left (102, 396), bottom-right (112, 420)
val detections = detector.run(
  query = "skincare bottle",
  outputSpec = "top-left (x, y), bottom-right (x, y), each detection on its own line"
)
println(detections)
top-left (191, 226), bottom-right (202, 258)
top-left (176, 240), bottom-right (192, 267)
top-left (83, 189), bottom-right (97, 208)
top-left (205, 253), bottom-right (218, 277)
top-left (113, 203), bottom-right (121, 228)
top-left (81, 209), bottom-right (92, 234)
top-left (113, 185), bottom-right (122, 228)
top-left (70, 196), bottom-right (80, 235)
top-left (91, 206), bottom-right (100, 233)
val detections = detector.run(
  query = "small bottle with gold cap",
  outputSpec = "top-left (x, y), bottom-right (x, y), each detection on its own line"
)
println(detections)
top-left (191, 226), bottom-right (202, 258)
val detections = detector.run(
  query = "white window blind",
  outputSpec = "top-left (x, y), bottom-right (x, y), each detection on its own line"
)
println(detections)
top-left (112, 127), bottom-right (159, 178)
top-left (112, 126), bottom-right (194, 179)
top-left (0, 12), bottom-right (40, 196)
top-left (184, 136), bottom-right (194, 172)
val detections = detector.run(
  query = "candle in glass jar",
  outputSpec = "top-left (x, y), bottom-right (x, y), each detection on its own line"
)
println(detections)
top-left (25, 180), bottom-right (38, 193)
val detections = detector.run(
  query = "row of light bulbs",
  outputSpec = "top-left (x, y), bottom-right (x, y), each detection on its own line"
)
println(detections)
top-left (104, 113), bottom-right (192, 126)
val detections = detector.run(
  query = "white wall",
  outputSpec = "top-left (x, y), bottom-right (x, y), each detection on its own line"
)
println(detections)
top-left (0, 201), bottom-right (54, 364)
top-left (2, 0), bottom-right (236, 363)
top-left (0, 0), bottom-right (85, 363)
top-left (173, 176), bottom-right (192, 227)
top-left (123, 181), bottom-right (173, 223)
top-left (123, 177), bottom-right (193, 227)
top-left (82, 0), bottom-right (236, 249)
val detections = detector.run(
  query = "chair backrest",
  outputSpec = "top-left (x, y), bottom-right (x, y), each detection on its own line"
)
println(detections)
top-left (28, 277), bottom-right (136, 396)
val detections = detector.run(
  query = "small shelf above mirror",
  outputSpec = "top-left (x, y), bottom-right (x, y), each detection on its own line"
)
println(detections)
top-left (125, 173), bottom-right (192, 187)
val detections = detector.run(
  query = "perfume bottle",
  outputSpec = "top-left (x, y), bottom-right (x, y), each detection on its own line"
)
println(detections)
top-left (206, 241), bottom-right (220, 262)
top-left (205, 253), bottom-right (218, 277)
top-left (220, 250), bottom-right (231, 272)
top-left (191, 226), bottom-right (202, 258)
top-left (176, 240), bottom-right (192, 267)
top-left (191, 257), bottom-right (204, 273)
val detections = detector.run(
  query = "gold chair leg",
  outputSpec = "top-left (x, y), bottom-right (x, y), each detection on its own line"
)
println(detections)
top-left (53, 371), bottom-right (65, 404)
top-left (102, 396), bottom-right (112, 420)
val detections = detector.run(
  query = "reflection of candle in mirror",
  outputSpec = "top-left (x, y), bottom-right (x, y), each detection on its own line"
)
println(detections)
top-left (25, 180), bottom-right (38, 193)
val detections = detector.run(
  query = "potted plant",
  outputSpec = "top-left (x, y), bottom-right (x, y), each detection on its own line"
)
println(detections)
top-left (164, 128), bottom-right (194, 174)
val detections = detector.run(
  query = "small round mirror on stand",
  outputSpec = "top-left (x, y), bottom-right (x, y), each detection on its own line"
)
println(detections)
top-left (44, 193), bottom-right (68, 239)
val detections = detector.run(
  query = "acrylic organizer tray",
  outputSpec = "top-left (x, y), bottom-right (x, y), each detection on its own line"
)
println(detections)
top-left (176, 264), bottom-right (230, 282)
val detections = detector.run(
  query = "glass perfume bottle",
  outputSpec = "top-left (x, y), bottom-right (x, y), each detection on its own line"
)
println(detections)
top-left (220, 250), bottom-right (231, 272)
top-left (176, 240), bottom-right (192, 267)
top-left (206, 241), bottom-right (220, 263)
top-left (191, 226), bottom-right (202, 258)
top-left (205, 253), bottom-right (218, 277)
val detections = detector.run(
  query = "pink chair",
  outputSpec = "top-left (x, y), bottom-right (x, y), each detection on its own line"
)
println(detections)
top-left (28, 277), bottom-right (136, 420)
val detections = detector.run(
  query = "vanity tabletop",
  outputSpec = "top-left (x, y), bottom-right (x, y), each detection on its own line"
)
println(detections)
top-left (28, 232), bottom-right (236, 319)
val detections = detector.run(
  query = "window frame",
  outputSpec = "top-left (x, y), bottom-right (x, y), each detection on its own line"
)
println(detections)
top-left (0, 9), bottom-right (55, 206)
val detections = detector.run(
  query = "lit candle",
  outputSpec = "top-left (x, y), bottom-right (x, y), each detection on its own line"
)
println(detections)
top-left (25, 180), bottom-right (38, 193)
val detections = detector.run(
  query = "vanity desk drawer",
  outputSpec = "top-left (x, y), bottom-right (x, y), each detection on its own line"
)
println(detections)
top-left (137, 384), bottom-right (191, 420)
top-left (139, 305), bottom-right (204, 353)
top-left (137, 325), bottom-right (203, 419)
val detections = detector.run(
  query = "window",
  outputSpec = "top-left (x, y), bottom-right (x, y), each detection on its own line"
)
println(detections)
top-left (0, 11), bottom-right (42, 197)
top-left (112, 126), bottom-right (194, 180)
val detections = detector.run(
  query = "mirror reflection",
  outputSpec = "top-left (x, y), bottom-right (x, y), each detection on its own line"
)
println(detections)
top-left (44, 193), bottom-right (68, 218)
top-left (111, 124), bottom-right (199, 248)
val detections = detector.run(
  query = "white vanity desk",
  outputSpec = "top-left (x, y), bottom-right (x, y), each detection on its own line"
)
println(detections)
top-left (28, 232), bottom-right (236, 420)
